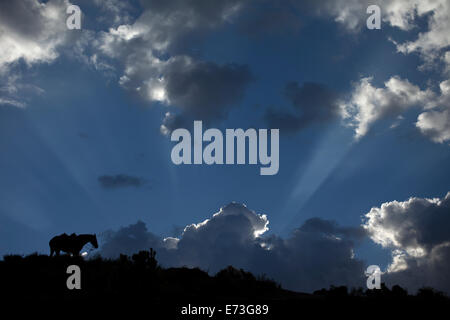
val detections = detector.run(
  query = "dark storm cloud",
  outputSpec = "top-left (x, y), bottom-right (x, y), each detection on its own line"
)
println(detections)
top-left (98, 174), bottom-right (145, 189)
top-left (99, 203), bottom-right (366, 292)
top-left (100, 221), bottom-right (162, 257)
top-left (265, 82), bottom-right (340, 132)
top-left (276, 219), bottom-right (366, 292)
top-left (164, 61), bottom-right (253, 121)
top-left (299, 217), bottom-right (367, 241)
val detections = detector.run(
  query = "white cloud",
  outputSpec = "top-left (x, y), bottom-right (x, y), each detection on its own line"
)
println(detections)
top-left (311, 0), bottom-right (448, 38)
top-left (340, 76), bottom-right (435, 139)
top-left (299, 0), bottom-right (423, 32)
top-left (306, 0), bottom-right (450, 144)
top-left (0, 0), bottom-right (78, 107)
top-left (0, 72), bottom-right (45, 108)
top-left (363, 192), bottom-right (450, 293)
top-left (392, 0), bottom-right (450, 69)
top-left (417, 109), bottom-right (450, 144)
top-left (0, 0), bottom-right (119, 108)
top-left (0, 97), bottom-right (26, 108)
top-left (382, 0), bottom-right (417, 30)
top-left (416, 80), bottom-right (450, 144)
top-left (182, 202), bottom-right (269, 239)
top-left (444, 52), bottom-right (450, 74)
top-left (95, 1), bottom-right (252, 133)
top-left (309, 0), bottom-right (450, 72)
top-left (0, 0), bottom-right (70, 70)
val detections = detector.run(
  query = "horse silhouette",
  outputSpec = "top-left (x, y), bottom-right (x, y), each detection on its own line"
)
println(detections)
top-left (49, 233), bottom-right (98, 256)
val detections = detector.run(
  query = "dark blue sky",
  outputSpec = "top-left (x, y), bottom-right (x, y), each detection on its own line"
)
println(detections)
top-left (1, 0), bottom-right (450, 293)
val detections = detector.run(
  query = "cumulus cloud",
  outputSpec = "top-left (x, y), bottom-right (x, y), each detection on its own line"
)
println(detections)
top-left (416, 109), bottom-right (450, 144)
top-left (339, 75), bottom-right (450, 143)
top-left (286, 0), bottom-right (450, 144)
top-left (100, 202), bottom-right (366, 292)
top-left (416, 80), bottom-right (450, 144)
top-left (0, 0), bottom-right (69, 70)
top-left (390, 0), bottom-right (450, 70)
top-left (265, 82), bottom-right (340, 133)
top-left (98, 174), bottom-right (145, 189)
top-left (95, 0), bottom-right (252, 134)
top-left (301, 0), bottom-right (450, 73)
top-left (0, 0), bottom-right (92, 107)
top-left (287, 0), bottom-right (413, 32)
top-left (101, 195), bottom-right (450, 294)
top-left (302, 0), bottom-right (447, 38)
top-left (363, 192), bottom-right (450, 293)
top-left (340, 76), bottom-right (435, 139)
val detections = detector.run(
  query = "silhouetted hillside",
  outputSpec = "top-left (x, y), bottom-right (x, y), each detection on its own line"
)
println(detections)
top-left (1, 249), bottom-right (449, 318)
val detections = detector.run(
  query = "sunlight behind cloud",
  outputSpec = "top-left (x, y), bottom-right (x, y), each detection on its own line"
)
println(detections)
top-left (278, 126), bottom-right (354, 233)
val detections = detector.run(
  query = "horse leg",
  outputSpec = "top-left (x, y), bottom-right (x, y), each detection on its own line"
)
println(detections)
top-left (50, 248), bottom-right (54, 257)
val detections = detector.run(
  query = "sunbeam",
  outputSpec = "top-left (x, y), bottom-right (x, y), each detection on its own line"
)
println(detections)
top-left (278, 125), bottom-right (355, 233)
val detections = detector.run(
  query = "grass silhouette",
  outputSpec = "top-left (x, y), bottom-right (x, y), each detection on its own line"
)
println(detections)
top-left (1, 249), bottom-right (449, 317)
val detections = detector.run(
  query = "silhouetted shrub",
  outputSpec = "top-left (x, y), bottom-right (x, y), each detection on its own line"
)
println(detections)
top-left (391, 285), bottom-right (408, 297)
top-left (1, 249), bottom-right (449, 313)
top-left (417, 287), bottom-right (445, 299)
